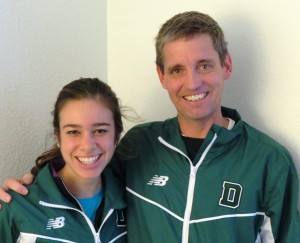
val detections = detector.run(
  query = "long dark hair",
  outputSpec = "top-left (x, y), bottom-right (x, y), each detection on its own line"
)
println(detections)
top-left (32, 78), bottom-right (126, 175)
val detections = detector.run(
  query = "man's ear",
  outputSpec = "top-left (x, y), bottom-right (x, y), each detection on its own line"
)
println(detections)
top-left (156, 65), bottom-right (167, 89)
top-left (223, 53), bottom-right (233, 80)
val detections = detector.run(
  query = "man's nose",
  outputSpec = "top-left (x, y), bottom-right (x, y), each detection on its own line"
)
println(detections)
top-left (185, 69), bottom-right (202, 89)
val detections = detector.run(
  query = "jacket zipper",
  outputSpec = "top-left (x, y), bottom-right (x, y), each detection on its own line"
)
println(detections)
top-left (61, 179), bottom-right (102, 242)
top-left (40, 178), bottom-right (101, 242)
top-left (60, 178), bottom-right (102, 242)
top-left (39, 201), bottom-right (100, 241)
top-left (158, 133), bottom-right (217, 243)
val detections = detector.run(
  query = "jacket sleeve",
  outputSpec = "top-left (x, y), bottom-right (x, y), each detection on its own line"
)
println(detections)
top-left (259, 151), bottom-right (300, 242)
top-left (0, 202), bottom-right (16, 242)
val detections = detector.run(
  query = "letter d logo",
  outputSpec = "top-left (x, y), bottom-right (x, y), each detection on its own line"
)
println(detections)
top-left (219, 181), bottom-right (242, 208)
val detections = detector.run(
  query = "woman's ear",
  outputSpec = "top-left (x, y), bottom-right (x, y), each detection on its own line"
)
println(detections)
top-left (55, 129), bottom-right (60, 148)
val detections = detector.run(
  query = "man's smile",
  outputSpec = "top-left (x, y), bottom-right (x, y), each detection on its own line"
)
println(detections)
top-left (184, 92), bottom-right (208, 102)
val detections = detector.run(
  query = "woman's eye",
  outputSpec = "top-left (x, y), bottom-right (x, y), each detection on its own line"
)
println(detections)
top-left (67, 130), bottom-right (79, 135)
top-left (95, 129), bottom-right (107, 135)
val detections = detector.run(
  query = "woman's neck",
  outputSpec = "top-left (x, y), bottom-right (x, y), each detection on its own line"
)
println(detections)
top-left (58, 169), bottom-right (102, 198)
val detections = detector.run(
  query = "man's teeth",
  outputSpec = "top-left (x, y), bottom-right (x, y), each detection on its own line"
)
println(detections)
top-left (78, 155), bottom-right (100, 164)
top-left (185, 93), bottom-right (206, 101)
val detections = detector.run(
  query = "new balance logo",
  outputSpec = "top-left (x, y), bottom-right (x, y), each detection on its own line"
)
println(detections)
top-left (46, 217), bottom-right (65, 230)
top-left (147, 175), bottom-right (169, 186)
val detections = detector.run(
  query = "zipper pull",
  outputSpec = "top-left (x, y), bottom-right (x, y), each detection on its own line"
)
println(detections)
top-left (190, 167), bottom-right (196, 178)
top-left (95, 233), bottom-right (100, 243)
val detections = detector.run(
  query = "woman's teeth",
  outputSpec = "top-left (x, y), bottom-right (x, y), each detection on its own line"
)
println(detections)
top-left (77, 155), bottom-right (100, 164)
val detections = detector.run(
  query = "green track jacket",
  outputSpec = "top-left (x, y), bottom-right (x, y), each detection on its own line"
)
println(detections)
top-left (112, 107), bottom-right (300, 243)
top-left (0, 161), bottom-right (127, 243)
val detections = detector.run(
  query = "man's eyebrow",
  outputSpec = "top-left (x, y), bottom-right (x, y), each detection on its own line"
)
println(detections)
top-left (197, 58), bottom-right (214, 64)
top-left (168, 59), bottom-right (214, 68)
top-left (167, 64), bottom-right (183, 71)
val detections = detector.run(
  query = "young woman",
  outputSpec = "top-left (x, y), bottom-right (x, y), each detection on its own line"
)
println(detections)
top-left (0, 78), bottom-right (127, 242)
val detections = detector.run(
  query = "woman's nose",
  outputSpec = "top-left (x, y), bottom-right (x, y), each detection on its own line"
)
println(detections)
top-left (80, 133), bottom-right (96, 150)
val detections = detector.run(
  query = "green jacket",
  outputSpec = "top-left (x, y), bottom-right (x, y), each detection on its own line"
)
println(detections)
top-left (0, 161), bottom-right (127, 243)
top-left (112, 107), bottom-right (300, 243)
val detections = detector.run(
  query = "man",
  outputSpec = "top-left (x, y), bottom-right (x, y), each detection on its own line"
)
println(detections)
top-left (1, 11), bottom-right (299, 242)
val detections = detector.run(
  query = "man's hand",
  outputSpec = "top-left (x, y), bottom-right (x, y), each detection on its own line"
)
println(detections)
top-left (0, 173), bottom-right (34, 210)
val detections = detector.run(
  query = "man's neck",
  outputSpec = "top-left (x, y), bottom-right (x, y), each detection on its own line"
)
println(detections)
top-left (179, 116), bottom-right (229, 139)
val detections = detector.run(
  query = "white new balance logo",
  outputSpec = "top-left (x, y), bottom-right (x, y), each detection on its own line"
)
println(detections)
top-left (147, 175), bottom-right (169, 186)
top-left (46, 217), bottom-right (65, 230)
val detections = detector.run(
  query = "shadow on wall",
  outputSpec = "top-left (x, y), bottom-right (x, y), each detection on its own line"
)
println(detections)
top-left (221, 14), bottom-right (264, 127)
top-left (221, 15), bottom-right (300, 203)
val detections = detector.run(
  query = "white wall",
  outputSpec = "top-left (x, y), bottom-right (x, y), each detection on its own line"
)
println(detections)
top-left (107, 0), bottom-right (300, 207)
top-left (0, 1), bottom-right (107, 182)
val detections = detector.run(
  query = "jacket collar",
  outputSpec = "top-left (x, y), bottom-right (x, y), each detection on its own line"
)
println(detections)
top-left (37, 160), bottom-right (126, 211)
top-left (161, 107), bottom-right (243, 152)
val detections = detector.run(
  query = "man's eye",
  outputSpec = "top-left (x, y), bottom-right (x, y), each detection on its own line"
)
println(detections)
top-left (198, 63), bottom-right (213, 71)
top-left (168, 66), bottom-right (184, 75)
top-left (172, 68), bottom-right (181, 74)
top-left (170, 68), bottom-right (184, 76)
